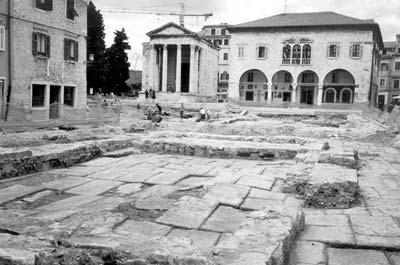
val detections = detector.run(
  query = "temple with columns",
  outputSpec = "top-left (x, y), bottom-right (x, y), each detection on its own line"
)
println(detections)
top-left (142, 22), bottom-right (219, 98)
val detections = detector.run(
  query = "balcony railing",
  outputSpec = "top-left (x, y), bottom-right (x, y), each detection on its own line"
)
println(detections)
top-left (282, 58), bottom-right (311, 65)
top-left (302, 58), bottom-right (311, 65)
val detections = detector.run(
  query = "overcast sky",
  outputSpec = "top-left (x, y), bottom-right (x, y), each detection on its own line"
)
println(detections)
top-left (91, 0), bottom-right (400, 70)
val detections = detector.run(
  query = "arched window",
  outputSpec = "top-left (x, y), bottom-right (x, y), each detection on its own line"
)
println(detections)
top-left (221, 71), bottom-right (229, 81)
top-left (282, 44), bottom-right (291, 64)
top-left (224, 39), bottom-right (229, 46)
top-left (324, 88), bottom-right (336, 103)
top-left (292, 45), bottom-right (301, 64)
top-left (341, 88), bottom-right (352, 103)
top-left (302, 44), bottom-right (311, 64)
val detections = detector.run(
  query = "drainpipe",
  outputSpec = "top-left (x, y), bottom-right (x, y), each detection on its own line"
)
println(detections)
top-left (4, 0), bottom-right (12, 121)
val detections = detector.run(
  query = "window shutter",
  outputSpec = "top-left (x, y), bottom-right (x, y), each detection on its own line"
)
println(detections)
top-left (265, 47), bottom-right (268, 58)
top-left (74, 40), bottom-right (79, 61)
top-left (46, 0), bottom-right (53, 11)
top-left (349, 45), bottom-right (353, 58)
top-left (64, 39), bottom-right (69, 60)
top-left (327, 45), bottom-right (330, 57)
top-left (360, 44), bottom-right (363, 58)
top-left (32, 32), bottom-right (38, 55)
top-left (256, 46), bottom-right (259, 58)
top-left (45, 35), bottom-right (50, 57)
top-left (337, 45), bottom-right (340, 58)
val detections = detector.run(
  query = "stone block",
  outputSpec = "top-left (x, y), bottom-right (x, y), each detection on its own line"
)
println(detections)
top-left (145, 170), bottom-right (189, 185)
top-left (156, 196), bottom-right (218, 229)
top-left (202, 206), bottom-right (248, 233)
top-left (248, 188), bottom-right (286, 201)
top-left (309, 163), bottom-right (357, 185)
top-left (135, 197), bottom-right (175, 211)
top-left (166, 229), bottom-right (219, 249)
top-left (115, 220), bottom-right (170, 238)
top-left (298, 225), bottom-right (355, 245)
top-left (305, 212), bottom-right (349, 227)
top-left (39, 176), bottom-right (92, 191)
top-left (0, 184), bottom-right (43, 205)
top-left (80, 157), bottom-right (121, 167)
top-left (22, 190), bottom-right (53, 203)
top-left (350, 215), bottom-right (400, 237)
top-left (327, 248), bottom-right (389, 265)
top-left (116, 183), bottom-right (143, 194)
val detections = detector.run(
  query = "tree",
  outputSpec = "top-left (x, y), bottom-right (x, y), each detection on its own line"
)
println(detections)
top-left (104, 28), bottom-right (131, 94)
top-left (87, 1), bottom-right (106, 93)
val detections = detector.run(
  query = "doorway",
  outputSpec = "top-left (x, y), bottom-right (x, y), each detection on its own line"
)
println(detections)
top-left (378, 95), bottom-right (385, 110)
top-left (49, 85), bottom-right (61, 119)
top-left (300, 87), bottom-right (314, 105)
top-left (181, 63), bottom-right (190, 93)
top-left (283, 92), bottom-right (291, 102)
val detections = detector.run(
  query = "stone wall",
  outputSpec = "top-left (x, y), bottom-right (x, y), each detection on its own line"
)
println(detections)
top-left (7, 0), bottom-right (88, 121)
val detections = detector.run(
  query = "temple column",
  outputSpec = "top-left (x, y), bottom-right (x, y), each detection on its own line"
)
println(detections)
top-left (189, 44), bottom-right (196, 93)
top-left (176, 44), bottom-right (182, 93)
top-left (267, 82), bottom-right (273, 104)
top-left (162, 44), bottom-right (168, 92)
top-left (148, 44), bottom-right (156, 89)
top-left (317, 83), bottom-right (323, 106)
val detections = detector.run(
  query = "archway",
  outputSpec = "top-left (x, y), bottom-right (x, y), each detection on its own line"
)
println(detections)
top-left (239, 69), bottom-right (268, 102)
top-left (297, 70), bottom-right (319, 105)
top-left (272, 70), bottom-right (294, 102)
top-left (324, 87), bottom-right (337, 103)
top-left (323, 69), bottom-right (355, 104)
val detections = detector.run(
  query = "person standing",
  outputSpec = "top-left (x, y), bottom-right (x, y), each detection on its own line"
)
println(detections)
top-left (152, 89), bottom-right (156, 102)
top-left (180, 103), bottom-right (184, 120)
top-left (145, 89), bottom-right (149, 102)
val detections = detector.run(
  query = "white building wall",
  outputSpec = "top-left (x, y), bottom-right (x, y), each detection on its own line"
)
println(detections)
top-left (229, 29), bottom-right (376, 103)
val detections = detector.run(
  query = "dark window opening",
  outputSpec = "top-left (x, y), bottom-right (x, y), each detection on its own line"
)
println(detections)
top-left (245, 91), bottom-right (254, 101)
top-left (64, 39), bottom-right (79, 61)
top-left (32, 84), bottom-right (46, 107)
top-left (64, 86), bottom-right (75, 106)
top-left (67, 0), bottom-right (78, 20)
top-left (247, 72), bottom-right (254, 82)
top-left (32, 32), bottom-right (50, 57)
top-left (36, 0), bottom-right (53, 11)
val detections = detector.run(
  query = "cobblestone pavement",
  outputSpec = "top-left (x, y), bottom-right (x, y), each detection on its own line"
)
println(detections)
top-left (1, 111), bottom-right (400, 264)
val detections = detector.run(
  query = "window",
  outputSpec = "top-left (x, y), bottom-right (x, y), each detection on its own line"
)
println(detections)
top-left (380, 79), bottom-right (386, 88)
top-left (284, 73), bottom-right (291, 83)
top-left (64, 39), bottom-right (79, 61)
top-left (395, 62), bottom-right (400, 70)
top-left (66, 0), bottom-right (77, 20)
top-left (302, 73), bottom-right (315, 83)
top-left (328, 44), bottom-right (339, 58)
top-left (211, 29), bottom-right (216, 35)
top-left (64, 86), bottom-right (75, 106)
top-left (247, 72), bottom-right (254, 82)
top-left (302, 44), bottom-right (311, 64)
top-left (332, 73), bottom-right (337, 83)
top-left (0, 26), bottom-right (5, 51)
top-left (245, 91), bottom-right (254, 101)
top-left (221, 71), bottom-right (229, 81)
top-left (326, 89), bottom-right (335, 103)
top-left (351, 44), bottom-right (361, 58)
top-left (32, 32), bottom-right (50, 57)
top-left (238, 46), bottom-right (244, 58)
top-left (32, 84), bottom-right (46, 107)
top-left (282, 44), bottom-right (291, 64)
top-left (257, 45), bottom-right (267, 59)
top-left (223, 53), bottom-right (228, 61)
top-left (381, 63), bottom-right (389, 71)
top-left (292, 44), bottom-right (301, 64)
top-left (394, 80), bottom-right (400, 89)
top-left (224, 39), bottom-right (229, 46)
top-left (36, 0), bottom-right (53, 11)
top-left (221, 29), bottom-right (226, 35)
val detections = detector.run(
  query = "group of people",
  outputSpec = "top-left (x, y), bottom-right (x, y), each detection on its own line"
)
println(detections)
top-left (145, 88), bottom-right (156, 102)
top-left (198, 107), bottom-right (210, 122)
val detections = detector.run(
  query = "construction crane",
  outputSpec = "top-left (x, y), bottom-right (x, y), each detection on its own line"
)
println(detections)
top-left (102, 3), bottom-right (213, 27)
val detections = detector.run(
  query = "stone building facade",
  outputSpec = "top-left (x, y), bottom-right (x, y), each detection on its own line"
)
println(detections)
top-left (377, 35), bottom-right (400, 108)
top-left (142, 22), bottom-right (219, 99)
top-left (199, 24), bottom-right (232, 101)
top-left (226, 12), bottom-right (383, 106)
top-left (0, 0), bottom-right (9, 119)
top-left (1, 0), bottom-right (88, 122)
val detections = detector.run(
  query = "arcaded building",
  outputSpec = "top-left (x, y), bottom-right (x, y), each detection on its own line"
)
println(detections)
top-left (142, 22), bottom-right (219, 98)
top-left (1, 0), bottom-right (88, 122)
top-left (227, 12), bottom-right (383, 106)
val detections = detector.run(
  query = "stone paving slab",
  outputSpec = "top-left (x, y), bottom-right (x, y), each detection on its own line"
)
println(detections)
top-left (135, 197), bottom-right (175, 210)
top-left (48, 166), bottom-right (105, 177)
top-left (305, 212), bottom-right (349, 227)
top-left (115, 183), bottom-right (143, 194)
top-left (66, 179), bottom-right (122, 195)
top-left (79, 157), bottom-right (122, 167)
top-left (248, 188), bottom-right (287, 201)
top-left (202, 206), bottom-right (249, 233)
top-left (309, 163), bottom-right (358, 185)
top-left (156, 196), bottom-right (219, 229)
top-left (144, 170), bottom-right (189, 185)
top-left (203, 183), bottom-right (250, 207)
top-left (236, 174), bottom-right (275, 190)
top-left (86, 167), bottom-right (130, 180)
top-left (289, 241), bottom-right (326, 265)
top-left (299, 225), bottom-right (355, 245)
top-left (115, 220), bottom-right (171, 238)
top-left (166, 229), bottom-right (220, 249)
top-left (350, 214), bottom-right (400, 237)
top-left (37, 176), bottom-right (92, 191)
top-left (117, 167), bottom-right (160, 183)
top-left (0, 184), bottom-right (43, 205)
top-left (327, 248), bottom-right (389, 265)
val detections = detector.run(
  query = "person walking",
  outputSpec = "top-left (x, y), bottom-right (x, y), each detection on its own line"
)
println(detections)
top-left (152, 89), bottom-right (156, 102)
top-left (145, 89), bottom-right (149, 102)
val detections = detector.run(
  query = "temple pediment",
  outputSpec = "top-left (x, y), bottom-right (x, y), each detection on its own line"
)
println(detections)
top-left (147, 22), bottom-right (196, 37)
